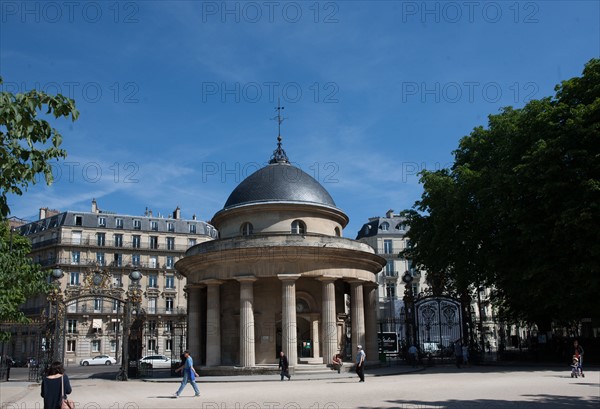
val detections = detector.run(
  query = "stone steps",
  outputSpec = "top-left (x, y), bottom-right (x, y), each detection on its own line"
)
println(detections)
top-left (197, 362), bottom-right (355, 376)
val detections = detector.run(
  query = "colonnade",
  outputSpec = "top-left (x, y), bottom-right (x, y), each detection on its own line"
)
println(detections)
top-left (186, 276), bottom-right (378, 367)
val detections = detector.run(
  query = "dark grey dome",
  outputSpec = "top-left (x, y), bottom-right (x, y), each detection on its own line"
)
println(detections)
top-left (224, 162), bottom-right (336, 209)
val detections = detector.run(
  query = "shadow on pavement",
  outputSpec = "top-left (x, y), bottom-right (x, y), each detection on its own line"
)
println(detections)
top-left (369, 395), bottom-right (599, 409)
top-left (389, 364), bottom-right (584, 376)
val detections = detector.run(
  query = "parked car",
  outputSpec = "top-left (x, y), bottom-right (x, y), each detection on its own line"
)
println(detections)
top-left (138, 355), bottom-right (172, 369)
top-left (80, 355), bottom-right (117, 366)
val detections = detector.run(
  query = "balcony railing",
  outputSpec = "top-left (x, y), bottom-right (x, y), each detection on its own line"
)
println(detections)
top-left (31, 237), bottom-right (60, 249)
top-left (145, 307), bottom-right (186, 315)
top-left (52, 237), bottom-right (190, 252)
top-left (45, 258), bottom-right (177, 270)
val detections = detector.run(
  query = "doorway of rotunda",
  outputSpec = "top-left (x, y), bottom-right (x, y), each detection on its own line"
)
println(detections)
top-left (296, 316), bottom-right (312, 359)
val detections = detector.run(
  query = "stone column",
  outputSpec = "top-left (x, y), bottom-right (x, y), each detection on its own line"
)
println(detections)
top-left (237, 276), bottom-right (257, 367)
top-left (350, 281), bottom-right (366, 354)
top-left (278, 274), bottom-right (300, 367)
top-left (186, 285), bottom-right (204, 362)
top-left (205, 280), bottom-right (223, 366)
top-left (311, 317), bottom-right (320, 358)
top-left (318, 276), bottom-right (337, 364)
top-left (364, 282), bottom-right (379, 362)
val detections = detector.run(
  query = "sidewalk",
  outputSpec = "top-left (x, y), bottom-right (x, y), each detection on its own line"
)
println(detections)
top-left (0, 363), bottom-right (422, 407)
top-left (3, 364), bottom-right (596, 409)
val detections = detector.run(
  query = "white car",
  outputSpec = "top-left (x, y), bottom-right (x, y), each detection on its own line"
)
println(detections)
top-left (80, 355), bottom-right (117, 366)
top-left (138, 355), bottom-right (173, 369)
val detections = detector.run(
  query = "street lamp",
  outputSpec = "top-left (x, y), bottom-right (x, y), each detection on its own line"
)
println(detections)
top-left (402, 271), bottom-right (414, 347)
top-left (118, 271), bottom-right (142, 381)
top-left (47, 268), bottom-right (65, 364)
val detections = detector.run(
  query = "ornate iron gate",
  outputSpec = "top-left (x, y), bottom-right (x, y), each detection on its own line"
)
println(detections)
top-left (171, 320), bottom-right (187, 373)
top-left (415, 297), bottom-right (462, 358)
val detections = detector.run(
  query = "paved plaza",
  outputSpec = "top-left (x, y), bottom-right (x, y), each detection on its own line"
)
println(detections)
top-left (1, 365), bottom-right (598, 408)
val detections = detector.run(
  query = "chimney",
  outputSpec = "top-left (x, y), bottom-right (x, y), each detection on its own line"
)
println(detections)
top-left (173, 206), bottom-right (181, 220)
top-left (148, 209), bottom-right (153, 217)
top-left (386, 209), bottom-right (394, 218)
top-left (39, 207), bottom-right (48, 220)
top-left (91, 198), bottom-right (99, 214)
top-left (192, 214), bottom-right (197, 221)
top-left (47, 209), bottom-right (60, 217)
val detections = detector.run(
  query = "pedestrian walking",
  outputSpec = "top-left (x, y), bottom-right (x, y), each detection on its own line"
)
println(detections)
top-left (407, 345), bottom-right (418, 367)
top-left (462, 344), bottom-right (470, 367)
top-left (174, 350), bottom-right (200, 398)
top-left (573, 339), bottom-right (585, 378)
top-left (454, 340), bottom-right (463, 368)
top-left (41, 361), bottom-right (72, 409)
top-left (278, 351), bottom-right (291, 380)
top-left (355, 345), bottom-right (366, 382)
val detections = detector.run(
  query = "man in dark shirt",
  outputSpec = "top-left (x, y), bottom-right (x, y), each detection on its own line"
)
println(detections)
top-left (278, 351), bottom-right (291, 381)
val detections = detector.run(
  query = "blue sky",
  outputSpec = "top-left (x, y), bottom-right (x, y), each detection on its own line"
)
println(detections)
top-left (2, 0), bottom-right (599, 236)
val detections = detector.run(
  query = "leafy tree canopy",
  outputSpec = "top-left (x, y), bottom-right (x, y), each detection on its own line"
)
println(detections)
top-left (402, 58), bottom-right (600, 327)
top-left (0, 77), bottom-right (79, 219)
top-left (0, 221), bottom-right (50, 341)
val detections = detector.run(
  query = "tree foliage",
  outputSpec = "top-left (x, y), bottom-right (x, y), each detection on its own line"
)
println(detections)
top-left (402, 59), bottom-right (600, 326)
top-left (0, 77), bottom-right (79, 219)
top-left (0, 221), bottom-right (50, 341)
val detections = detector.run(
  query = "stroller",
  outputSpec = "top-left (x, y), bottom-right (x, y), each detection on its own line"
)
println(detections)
top-left (570, 356), bottom-right (582, 378)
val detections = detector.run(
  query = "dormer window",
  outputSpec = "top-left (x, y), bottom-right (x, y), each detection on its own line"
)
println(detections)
top-left (291, 220), bottom-right (306, 235)
top-left (241, 222), bottom-right (253, 236)
top-left (380, 222), bottom-right (390, 231)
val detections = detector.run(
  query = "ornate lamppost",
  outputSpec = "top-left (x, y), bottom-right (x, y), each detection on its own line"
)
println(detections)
top-left (118, 270), bottom-right (142, 381)
top-left (402, 271), bottom-right (415, 347)
top-left (47, 268), bottom-right (65, 363)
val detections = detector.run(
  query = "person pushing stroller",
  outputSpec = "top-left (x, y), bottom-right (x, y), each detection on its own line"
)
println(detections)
top-left (570, 355), bottom-right (580, 378)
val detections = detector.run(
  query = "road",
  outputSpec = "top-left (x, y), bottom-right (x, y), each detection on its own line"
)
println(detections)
top-left (1, 365), bottom-right (598, 408)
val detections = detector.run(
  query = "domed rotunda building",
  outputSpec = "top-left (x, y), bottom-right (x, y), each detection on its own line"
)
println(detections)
top-left (175, 138), bottom-right (386, 368)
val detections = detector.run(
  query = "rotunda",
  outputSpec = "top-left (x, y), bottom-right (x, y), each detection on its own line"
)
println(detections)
top-left (175, 138), bottom-right (385, 368)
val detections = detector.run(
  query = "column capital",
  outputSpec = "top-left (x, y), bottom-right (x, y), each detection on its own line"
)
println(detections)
top-left (277, 273), bottom-right (301, 282)
top-left (236, 275), bottom-right (258, 283)
top-left (202, 279), bottom-right (224, 286)
top-left (316, 275), bottom-right (337, 283)
top-left (362, 281), bottom-right (379, 289)
top-left (348, 279), bottom-right (367, 286)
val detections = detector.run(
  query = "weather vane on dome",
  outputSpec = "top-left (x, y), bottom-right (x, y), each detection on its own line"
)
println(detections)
top-left (269, 98), bottom-right (289, 164)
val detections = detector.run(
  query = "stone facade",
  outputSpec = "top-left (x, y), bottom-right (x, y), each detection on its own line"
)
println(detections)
top-left (356, 209), bottom-right (424, 321)
top-left (11, 200), bottom-right (216, 366)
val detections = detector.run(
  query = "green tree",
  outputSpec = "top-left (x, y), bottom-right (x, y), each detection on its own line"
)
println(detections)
top-left (0, 79), bottom-right (78, 341)
top-left (403, 59), bottom-right (600, 327)
top-left (0, 221), bottom-right (50, 341)
top-left (0, 77), bottom-right (79, 219)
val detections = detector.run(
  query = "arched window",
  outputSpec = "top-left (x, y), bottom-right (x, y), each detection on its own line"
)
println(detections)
top-left (334, 227), bottom-right (341, 237)
top-left (291, 220), bottom-right (306, 235)
top-left (380, 222), bottom-right (390, 231)
top-left (241, 222), bottom-right (253, 236)
top-left (296, 298), bottom-right (310, 313)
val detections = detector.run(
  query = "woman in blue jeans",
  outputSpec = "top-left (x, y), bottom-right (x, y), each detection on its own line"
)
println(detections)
top-left (174, 351), bottom-right (200, 398)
